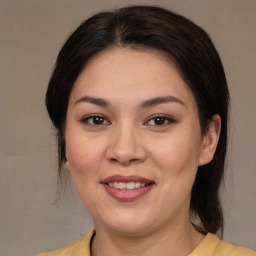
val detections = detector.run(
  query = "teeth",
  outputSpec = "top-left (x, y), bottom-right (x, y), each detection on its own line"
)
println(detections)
top-left (108, 182), bottom-right (146, 190)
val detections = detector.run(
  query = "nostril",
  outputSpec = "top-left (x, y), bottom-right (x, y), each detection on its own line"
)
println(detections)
top-left (109, 157), bottom-right (140, 166)
top-left (106, 140), bottom-right (147, 165)
top-left (110, 158), bottom-right (118, 163)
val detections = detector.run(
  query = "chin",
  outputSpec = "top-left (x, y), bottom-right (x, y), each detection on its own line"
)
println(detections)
top-left (95, 209), bottom-right (157, 237)
top-left (110, 223), bottom-right (153, 237)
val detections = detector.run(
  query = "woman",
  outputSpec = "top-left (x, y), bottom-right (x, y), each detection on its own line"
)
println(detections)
top-left (38, 5), bottom-right (255, 256)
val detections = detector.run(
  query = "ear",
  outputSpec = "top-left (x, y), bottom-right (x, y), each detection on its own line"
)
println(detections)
top-left (199, 114), bottom-right (221, 166)
top-left (65, 153), bottom-right (70, 168)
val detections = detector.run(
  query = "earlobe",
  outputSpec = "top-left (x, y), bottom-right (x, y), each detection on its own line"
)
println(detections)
top-left (199, 114), bottom-right (221, 166)
top-left (65, 154), bottom-right (70, 168)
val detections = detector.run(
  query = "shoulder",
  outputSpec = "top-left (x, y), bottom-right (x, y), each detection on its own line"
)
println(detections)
top-left (216, 239), bottom-right (256, 256)
top-left (190, 233), bottom-right (256, 256)
top-left (36, 230), bottom-right (94, 256)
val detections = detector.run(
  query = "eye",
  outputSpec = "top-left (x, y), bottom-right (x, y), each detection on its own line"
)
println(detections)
top-left (146, 115), bottom-right (175, 126)
top-left (81, 115), bottom-right (110, 126)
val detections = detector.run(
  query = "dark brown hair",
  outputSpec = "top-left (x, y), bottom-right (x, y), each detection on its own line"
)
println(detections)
top-left (46, 5), bottom-right (229, 235)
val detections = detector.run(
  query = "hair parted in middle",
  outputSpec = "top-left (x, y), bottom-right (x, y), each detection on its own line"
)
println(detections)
top-left (46, 5), bottom-right (229, 236)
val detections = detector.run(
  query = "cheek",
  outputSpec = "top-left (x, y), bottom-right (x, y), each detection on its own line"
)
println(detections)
top-left (148, 129), bottom-right (202, 195)
top-left (65, 134), bottom-right (106, 184)
top-left (149, 131), bottom-right (202, 171)
top-left (65, 136), bottom-right (106, 209)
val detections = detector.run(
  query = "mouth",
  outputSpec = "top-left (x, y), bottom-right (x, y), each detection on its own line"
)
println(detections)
top-left (107, 181), bottom-right (149, 190)
top-left (101, 175), bottom-right (155, 201)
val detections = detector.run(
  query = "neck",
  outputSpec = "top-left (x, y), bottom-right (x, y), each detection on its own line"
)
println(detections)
top-left (91, 220), bottom-right (204, 256)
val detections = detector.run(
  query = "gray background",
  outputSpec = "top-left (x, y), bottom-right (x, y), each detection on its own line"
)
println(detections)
top-left (0, 0), bottom-right (255, 255)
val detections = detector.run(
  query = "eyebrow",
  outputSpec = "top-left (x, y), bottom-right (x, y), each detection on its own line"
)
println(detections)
top-left (74, 95), bottom-right (185, 108)
top-left (140, 96), bottom-right (185, 108)
top-left (75, 96), bottom-right (110, 107)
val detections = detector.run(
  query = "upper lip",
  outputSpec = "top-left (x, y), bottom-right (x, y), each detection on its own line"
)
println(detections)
top-left (101, 175), bottom-right (154, 184)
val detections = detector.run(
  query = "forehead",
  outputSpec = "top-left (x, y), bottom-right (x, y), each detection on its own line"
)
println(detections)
top-left (69, 47), bottom-right (196, 108)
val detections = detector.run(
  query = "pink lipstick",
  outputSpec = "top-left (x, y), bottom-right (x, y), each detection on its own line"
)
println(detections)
top-left (101, 175), bottom-right (154, 202)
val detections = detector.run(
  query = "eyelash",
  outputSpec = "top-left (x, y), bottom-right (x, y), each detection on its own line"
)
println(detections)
top-left (81, 115), bottom-right (111, 126)
top-left (81, 114), bottom-right (175, 127)
top-left (145, 115), bottom-right (176, 126)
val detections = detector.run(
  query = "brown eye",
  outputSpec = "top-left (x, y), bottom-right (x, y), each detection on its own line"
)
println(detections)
top-left (82, 115), bottom-right (110, 125)
top-left (146, 116), bottom-right (175, 126)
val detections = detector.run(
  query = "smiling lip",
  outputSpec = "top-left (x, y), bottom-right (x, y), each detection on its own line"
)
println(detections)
top-left (101, 175), bottom-right (155, 202)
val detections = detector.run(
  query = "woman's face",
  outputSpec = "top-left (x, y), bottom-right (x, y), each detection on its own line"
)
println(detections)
top-left (65, 48), bottom-right (215, 236)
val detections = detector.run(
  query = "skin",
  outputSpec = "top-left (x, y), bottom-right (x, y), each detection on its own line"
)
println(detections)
top-left (65, 48), bottom-right (221, 256)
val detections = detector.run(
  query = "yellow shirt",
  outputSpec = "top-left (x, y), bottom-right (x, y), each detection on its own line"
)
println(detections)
top-left (37, 230), bottom-right (256, 256)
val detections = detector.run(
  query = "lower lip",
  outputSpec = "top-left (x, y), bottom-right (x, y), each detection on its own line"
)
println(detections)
top-left (102, 184), bottom-right (154, 202)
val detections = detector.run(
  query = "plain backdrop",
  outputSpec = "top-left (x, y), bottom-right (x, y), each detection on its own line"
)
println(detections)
top-left (0, 1), bottom-right (255, 255)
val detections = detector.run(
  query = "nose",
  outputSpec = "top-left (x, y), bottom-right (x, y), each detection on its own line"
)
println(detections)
top-left (106, 123), bottom-right (147, 166)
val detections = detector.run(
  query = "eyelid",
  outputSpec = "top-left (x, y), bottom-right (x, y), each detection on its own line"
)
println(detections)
top-left (79, 114), bottom-right (175, 127)
top-left (80, 114), bottom-right (111, 125)
top-left (144, 114), bottom-right (176, 126)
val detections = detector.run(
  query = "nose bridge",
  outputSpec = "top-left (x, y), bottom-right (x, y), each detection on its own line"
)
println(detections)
top-left (106, 120), bottom-right (146, 165)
